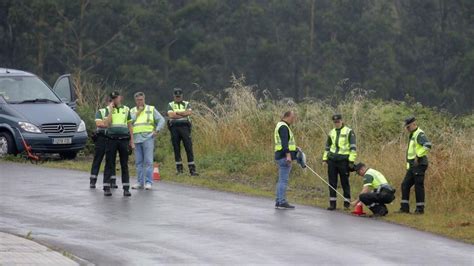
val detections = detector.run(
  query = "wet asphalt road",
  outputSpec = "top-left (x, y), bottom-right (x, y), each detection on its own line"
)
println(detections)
top-left (0, 162), bottom-right (473, 265)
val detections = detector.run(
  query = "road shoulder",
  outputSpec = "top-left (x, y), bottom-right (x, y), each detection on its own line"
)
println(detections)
top-left (0, 232), bottom-right (80, 265)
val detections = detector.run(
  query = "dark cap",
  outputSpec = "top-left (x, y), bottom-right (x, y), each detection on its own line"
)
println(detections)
top-left (173, 88), bottom-right (183, 96)
top-left (110, 91), bottom-right (120, 99)
top-left (404, 116), bottom-right (416, 126)
top-left (354, 162), bottom-right (366, 172)
top-left (332, 114), bottom-right (342, 121)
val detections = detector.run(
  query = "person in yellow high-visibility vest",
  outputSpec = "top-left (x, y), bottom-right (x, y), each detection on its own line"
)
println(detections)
top-left (274, 111), bottom-right (297, 209)
top-left (89, 97), bottom-right (116, 189)
top-left (398, 116), bottom-right (432, 214)
top-left (130, 92), bottom-right (165, 190)
top-left (352, 163), bottom-right (395, 217)
top-left (322, 114), bottom-right (357, 210)
top-left (167, 88), bottom-right (198, 176)
top-left (103, 91), bottom-right (134, 197)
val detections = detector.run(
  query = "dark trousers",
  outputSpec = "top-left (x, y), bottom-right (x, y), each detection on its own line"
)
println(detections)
top-left (360, 188), bottom-right (395, 215)
top-left (103, 137), bottom-right (130, 190)
top-left (327, 159), bottom-right (351, 205)
top-left (90, 134), bottom-right (115, 181)
top-left (170, 125), bottom-right (195, 165)
top-left (400, 164), bottom-right (427, 211)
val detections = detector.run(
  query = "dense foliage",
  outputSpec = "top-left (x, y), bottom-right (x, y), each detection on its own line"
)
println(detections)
top-left (0, 0), bottom-right (473, 113)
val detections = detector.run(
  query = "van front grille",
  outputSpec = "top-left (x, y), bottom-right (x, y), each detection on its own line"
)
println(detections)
top-left (41, 123), bottom-right (77, 134)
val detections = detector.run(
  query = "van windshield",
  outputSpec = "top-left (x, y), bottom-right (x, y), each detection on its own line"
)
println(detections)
top-left (0, 76), bottom-right (60, 104)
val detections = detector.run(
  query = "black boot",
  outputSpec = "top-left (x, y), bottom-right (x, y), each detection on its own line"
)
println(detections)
top-left (104, 188), bottom-right (112, 197)
top-left (327, 201), bottom-right (336, 211)
top-left (111, 178), bottom-right (118, 189)
top-left (414, 207), bottom-right (424, 215)
top-left (90, 178), bottom-right (97, 189)
top-left (370, 205), bottom-right (384, 217)
top-left (176, 164), bottom-right (184, 175)
top-left (189, 164), bottom-right (199, 176)
top-left (397, 202), bottom-right (410, 213)
top-left (123, 189), bottom-right (131, 197)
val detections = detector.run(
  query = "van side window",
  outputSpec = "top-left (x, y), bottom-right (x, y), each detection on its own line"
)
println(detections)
top-left (55, 77), bottom-right (71, 102)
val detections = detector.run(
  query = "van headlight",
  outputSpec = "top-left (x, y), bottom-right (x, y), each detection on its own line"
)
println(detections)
top-left (18, 122), bottom-right (41, 133)
top-left (77, 120), bottom-right (86, 132)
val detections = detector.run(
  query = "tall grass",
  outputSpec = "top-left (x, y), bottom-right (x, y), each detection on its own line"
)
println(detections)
top-left (187, 76), bottom-right (473, 216)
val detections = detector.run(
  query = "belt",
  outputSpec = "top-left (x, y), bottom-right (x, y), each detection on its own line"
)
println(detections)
top-left (377, 184), bottom-right (395, 194)
top-left (107, 135), bottom-right (130, 140)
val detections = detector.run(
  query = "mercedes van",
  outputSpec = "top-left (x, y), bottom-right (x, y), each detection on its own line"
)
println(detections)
top-left (0, 68), bottom-right (87, 159)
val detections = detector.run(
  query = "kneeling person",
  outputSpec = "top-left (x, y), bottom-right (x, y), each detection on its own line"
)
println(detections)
top-left (352, 163), bottom-right (395, 216)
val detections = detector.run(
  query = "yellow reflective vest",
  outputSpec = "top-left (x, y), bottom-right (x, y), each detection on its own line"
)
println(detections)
top-left (95, 107), bottom-right (107, 133)
top-left (406, 127), bottom-right (431, 169)
top-left (168, 101), bottom-right (191, 123)
top-left (107, 105), bottom-right (131, 136)
top-left (131, 105), bottom-right (155, 134)
top-left (274, 121), bottom-right (296, 152)
top-left (322, 125), bottom-right (357, 162)
top-left (363, 168), bottom-right (389, 190)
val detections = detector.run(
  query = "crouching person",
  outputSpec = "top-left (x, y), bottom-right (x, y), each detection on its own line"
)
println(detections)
top-left (352, 163), bottom-right (395, 216)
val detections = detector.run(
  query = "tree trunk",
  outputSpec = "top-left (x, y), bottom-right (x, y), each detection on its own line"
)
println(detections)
top-left (35, 13), bottom-right (45, 77)
top-left (304, 0), bottom-right (316, 99)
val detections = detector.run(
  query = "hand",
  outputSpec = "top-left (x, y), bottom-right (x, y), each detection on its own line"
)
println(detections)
top-left (322, 161), bottom-right (328, 166)
top-left (414, 157), bottom-right (419, 166)
top-left (136, 106), bottom-right (144, 115)
top-left (129, 141), bottom-right (135, 150)
top-left (285, 154), bottom-right (292, 165)
top-left (152, 131), bottom-right (158, 137)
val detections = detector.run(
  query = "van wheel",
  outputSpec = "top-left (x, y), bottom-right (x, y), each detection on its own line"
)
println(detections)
top-left (0, 132), bottom-right (17, 157)
top-left (59, 151), bottom-right (78, 160)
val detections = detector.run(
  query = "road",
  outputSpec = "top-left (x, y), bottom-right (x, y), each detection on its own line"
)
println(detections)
top-left (0, 162), bottom-right (473, 265)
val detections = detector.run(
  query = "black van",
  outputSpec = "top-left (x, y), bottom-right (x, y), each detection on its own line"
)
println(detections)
top-left (0, 68), bottom-right (87, 159)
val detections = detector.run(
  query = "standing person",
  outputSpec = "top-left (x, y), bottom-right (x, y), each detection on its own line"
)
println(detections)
top-left (89, 98), bottom-right (116, 188)
top-left (167, 88), bottom-right (199, 176)
top-left (322, 114), bottom-right (357, 210)
top-left (398, 116), bottom-right (432, 214)
top-left (130, 92), bottom-right (166, 190)
top-left (274, 111), bottom-right (297, 209)
top-left (352, 163), bottom-right (396, 217)
top-left (103, 91), bottom-right (134, 197)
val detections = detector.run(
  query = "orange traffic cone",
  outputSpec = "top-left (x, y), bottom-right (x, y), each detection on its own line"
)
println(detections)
top-left (153, 163), bottom-right (161, 181)
top-left (352, 202), bottom-right (366, 216)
